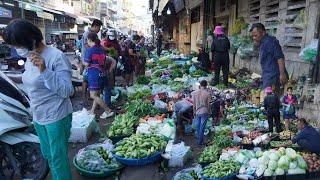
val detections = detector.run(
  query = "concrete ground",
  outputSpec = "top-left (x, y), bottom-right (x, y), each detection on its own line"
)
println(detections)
top-left (45, 88), bottom-right (205, 180)
top-left (44, 54), bottom-right (205, 180)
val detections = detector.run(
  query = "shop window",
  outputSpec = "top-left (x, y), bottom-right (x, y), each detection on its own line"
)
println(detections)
top-left (191, 6), bottom-right (200, 24)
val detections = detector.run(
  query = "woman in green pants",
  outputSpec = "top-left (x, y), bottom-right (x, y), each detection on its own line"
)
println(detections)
top-left (3, 19), bottom-right (74, 180)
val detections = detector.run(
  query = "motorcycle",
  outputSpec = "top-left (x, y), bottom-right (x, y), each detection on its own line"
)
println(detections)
top-left (0, 71), bottom-right (49, 180)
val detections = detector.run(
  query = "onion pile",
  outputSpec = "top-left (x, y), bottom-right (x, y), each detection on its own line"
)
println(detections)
top-left (301, 153), bottom-right (320, 172)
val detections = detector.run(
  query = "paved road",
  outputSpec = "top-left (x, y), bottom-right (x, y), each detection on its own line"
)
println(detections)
top-left (45, 53), bottom-right (205, 180)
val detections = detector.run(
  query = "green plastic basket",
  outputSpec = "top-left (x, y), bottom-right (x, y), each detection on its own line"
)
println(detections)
top-left (73, 157), bottom-right (124, 178)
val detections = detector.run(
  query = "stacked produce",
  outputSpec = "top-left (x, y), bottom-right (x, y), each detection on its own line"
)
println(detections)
top-left (198, 145), bottom-right (221, 164)
top-left (300, 152), bottom-right (320, 173)
top-left (113, 134), bottom-right (167, 159)
top-left (125, 100), bottom-right (160, 118)
top-left (107, 113), bottom-right (139, 137)
top-left (255, 148), bottom-right (307, 177)
top-left (202, 160), bottom-right (241, 179)
top-left (128, 88), bottom-right (151, 101)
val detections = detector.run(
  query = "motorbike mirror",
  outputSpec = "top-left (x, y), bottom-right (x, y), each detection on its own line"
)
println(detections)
top-left (18, 59), bottom-right (25, 66)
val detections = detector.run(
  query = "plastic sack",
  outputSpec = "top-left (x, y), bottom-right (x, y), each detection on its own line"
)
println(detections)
top-left (154, 99), bottom-right (167, 110)
top-left (75, 142), bottom-right (120, 172)
top-left (173, 165), bottom-right (202, 180)
top-left (167, 142), bottom-right (191, 167)
top-left (299, 39), bottom-right (318, 62)
top-left (158, 121), bottom-right (176, 140)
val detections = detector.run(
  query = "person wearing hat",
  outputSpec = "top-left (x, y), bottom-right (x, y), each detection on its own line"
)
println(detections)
top-left (211, 26), bottom-right (230, 86)
top-left (263, 87), bottom-right (282, 133)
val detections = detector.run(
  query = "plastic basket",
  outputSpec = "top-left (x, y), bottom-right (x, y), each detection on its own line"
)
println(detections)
top-left (263, 175), bottom-right (285, 180)
top-left (112, 151), bottom-right (162, 166)
top-left (285, 174), bottom-right (307, 180)
top-left (202, 173), bottom-right (237, 180)
top-left (307, 171), bottom-right (320, 178)
top-left (73, 157), bottom-right (124, 178)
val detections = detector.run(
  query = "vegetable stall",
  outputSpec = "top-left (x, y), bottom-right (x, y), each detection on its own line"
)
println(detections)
top-left (72, 49), bottom-right (320, 179)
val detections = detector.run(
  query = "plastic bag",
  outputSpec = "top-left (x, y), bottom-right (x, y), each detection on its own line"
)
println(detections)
top-left (173, 165), bottom-right (202, 180)
top-left (299, 39), bottom-right (318, 62)
top-left (154, 99), bottom-right (167, 110)
top-left (75, 141), bottom-right (120, 172)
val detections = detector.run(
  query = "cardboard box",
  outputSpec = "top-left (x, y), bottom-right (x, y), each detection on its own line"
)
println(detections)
top-left (251, 90), bottom-right (261, 105)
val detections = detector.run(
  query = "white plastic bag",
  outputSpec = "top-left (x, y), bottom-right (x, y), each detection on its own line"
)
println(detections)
top-left (154, 99), bottom-right (167, 110)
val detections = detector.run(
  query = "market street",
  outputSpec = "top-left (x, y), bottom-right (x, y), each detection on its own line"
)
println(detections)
top-left (0, 0), bottom-right (319, 180)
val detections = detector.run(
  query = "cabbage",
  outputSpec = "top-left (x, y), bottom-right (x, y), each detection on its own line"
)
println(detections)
top-left (275, 168), bottom-right (285, 175)
top-left (288, 168), bottom-right (306, 175)
top-left (289, 161), bottom-right (297, 169)
top-left (269, 153), bottom-right (279, 161)
top-left (268, 160), bottom-right (278, 170)
top-left (297, 156), bottom-right (307, 169)
top-left (235, 152), bottom-right (246, 163)
top-left (278, 156), bottom-right (290, 170)
top-left (264, 168), bottom-right (274, 177)
top-left (258, 155), bottom-right (269, 165)
top-left (249, 158), bottom-right (258, 168)
top-left (263, 151), bottom-right (270, 157)
top-left (278, 147), bottom-right (286, 156)
top-left (285, 148), bottom-right (297, 160)
top-left (258, 164), bottom-right (267, 171)
top-left (256, 151), bottom-right (263, 157)
top-left (255, 166), bottom-right (265, 177)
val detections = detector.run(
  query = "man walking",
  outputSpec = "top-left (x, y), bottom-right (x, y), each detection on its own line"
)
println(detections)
top-left (250, 23), bottom-right (288, 94)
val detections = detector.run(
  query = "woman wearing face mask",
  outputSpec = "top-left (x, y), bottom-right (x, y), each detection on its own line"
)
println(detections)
top-left (85, 32), bottom-right (114, 118)
top-left (101, 29), bottom-right (120, 88)
top-left (3, 19), bottom-right (73, 180)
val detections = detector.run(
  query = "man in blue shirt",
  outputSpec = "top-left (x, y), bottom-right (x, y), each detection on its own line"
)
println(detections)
top-left (250, 23), bottom-right (288, 94)
top-left (284, 118), bottom-right (320, 153)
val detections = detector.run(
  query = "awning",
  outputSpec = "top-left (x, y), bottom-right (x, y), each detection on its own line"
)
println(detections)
top-left (64, 12), bottom-right (77, 19)
top-left (36, 11), bottom-right (54, 20)
top-left (0, 7), bottom-right (12, 18)
top-left (18, 1), bottom-right (43, 13)
top-left (50, 31), bottom-right (78, 35)
top-left (76, 16), bottom-right (91, 25)
top-left (41, 7), bottom-right (63, 15)
top-left (158, 0), bottom-right (170, 14)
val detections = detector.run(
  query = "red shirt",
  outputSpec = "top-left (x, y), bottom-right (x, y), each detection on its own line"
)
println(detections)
top-left (101, 38), bottom-right (121, 56)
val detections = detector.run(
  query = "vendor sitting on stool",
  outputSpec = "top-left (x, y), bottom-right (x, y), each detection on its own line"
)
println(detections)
top-left (173, 98), bottom-right (193, 134)
top-left (283, 118), bottom-right (320, 153)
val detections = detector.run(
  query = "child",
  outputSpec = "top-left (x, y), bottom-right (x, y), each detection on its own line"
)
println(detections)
top-left (263, 87), bottom-right (282, 133)
top-left (84, 32), bottom-right (114, 118)
top-left (281, 87), bottom-right (298, 130)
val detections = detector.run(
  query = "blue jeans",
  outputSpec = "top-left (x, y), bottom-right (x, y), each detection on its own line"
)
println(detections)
top-left (195, 113), bottom-right (209, 145)
top-left (100, 76), bottom-right (112, 107)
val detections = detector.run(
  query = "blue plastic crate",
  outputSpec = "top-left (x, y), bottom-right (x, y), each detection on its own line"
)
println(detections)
top-left (202, 173), bottom-right (237, 180)
top-left (112, 151), bottom-right (162, 166)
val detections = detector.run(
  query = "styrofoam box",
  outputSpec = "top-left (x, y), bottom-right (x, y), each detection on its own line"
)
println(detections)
top-left (69, 117), bottom-right (97, 143)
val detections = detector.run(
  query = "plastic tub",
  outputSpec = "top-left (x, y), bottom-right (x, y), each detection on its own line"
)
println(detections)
top-left (112, 151), bottom-right (162, 166)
